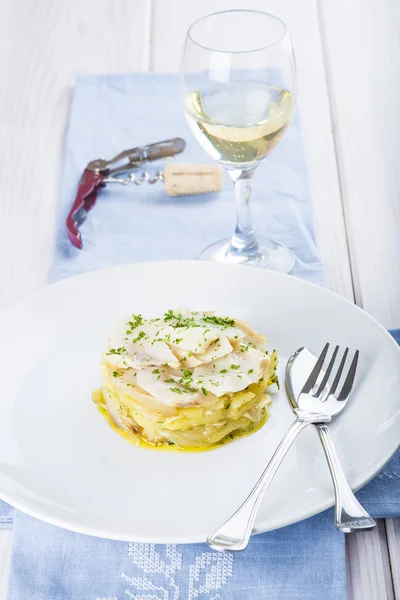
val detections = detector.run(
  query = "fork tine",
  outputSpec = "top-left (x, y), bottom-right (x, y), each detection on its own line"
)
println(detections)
top-left (329, 348), bottom-right (349, 396)
top-left (336, 350), bottom-right (359, 401)
top-left (315, 345), bottom-right (339, 397)
top-left (301, 343), bottom-right (330, 394)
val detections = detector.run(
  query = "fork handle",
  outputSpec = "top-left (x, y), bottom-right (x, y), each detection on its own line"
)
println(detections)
top-left (316, 424), bottom-right (376, 532)
top-left (207, 418), bottom-right (310, 551)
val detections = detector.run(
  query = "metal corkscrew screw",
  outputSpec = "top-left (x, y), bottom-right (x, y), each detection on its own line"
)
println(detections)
top-left (66, 137), bottom-right (224, 249)
top-left (103, 171), bottom-right (164, 186)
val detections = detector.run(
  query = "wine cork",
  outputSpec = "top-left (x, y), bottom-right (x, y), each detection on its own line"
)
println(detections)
top-left (163, 163), bottom-right (224, 196)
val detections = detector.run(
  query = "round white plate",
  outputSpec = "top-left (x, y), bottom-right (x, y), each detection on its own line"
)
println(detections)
top-left (0, 261), bottom-right (398, 543)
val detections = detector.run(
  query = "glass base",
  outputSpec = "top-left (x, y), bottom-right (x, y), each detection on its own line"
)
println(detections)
top-left (199, 238), bottom-right (295, 273)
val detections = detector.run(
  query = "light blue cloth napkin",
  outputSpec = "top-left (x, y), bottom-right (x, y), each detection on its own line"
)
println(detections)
top-left (1, 74), bottom-right (399, 599)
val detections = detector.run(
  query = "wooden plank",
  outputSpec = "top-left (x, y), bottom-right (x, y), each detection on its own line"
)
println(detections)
top-left (317, 0), bottom-right (400, 329)
top-left (151, 0), bottom-right (354, 301)
top-left (386, 519), bottom-right (400, 598)
top-left (0, 531), bottom-right (12, 600)
top-left (0, 2), bottom-right (153, 596)
top-left (347, 521), bottom-right (395, 600)
top-left (318, 2), bottom-right (399, 595)
top-left (0, 0), bottom-right (152, 311)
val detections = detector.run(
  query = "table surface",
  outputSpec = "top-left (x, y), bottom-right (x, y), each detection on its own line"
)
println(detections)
top-left (0, 0), bottom-right (399, 598)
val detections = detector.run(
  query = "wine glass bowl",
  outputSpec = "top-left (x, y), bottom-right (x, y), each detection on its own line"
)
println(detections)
top-left (180, 10), bottom-right (297, 272)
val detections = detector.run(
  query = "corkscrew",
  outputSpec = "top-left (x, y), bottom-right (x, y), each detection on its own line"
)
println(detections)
top-left (66, 138), bottom-right (223, 249)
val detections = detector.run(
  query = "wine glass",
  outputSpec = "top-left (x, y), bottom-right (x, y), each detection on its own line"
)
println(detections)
top-left (180, 10), bottom-right (297, 272)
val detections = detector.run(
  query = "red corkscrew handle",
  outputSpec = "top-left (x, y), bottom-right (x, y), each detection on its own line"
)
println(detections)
top-left (66, 170), bottom-right (105, 249)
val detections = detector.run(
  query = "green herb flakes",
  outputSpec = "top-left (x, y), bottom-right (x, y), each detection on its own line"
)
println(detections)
top-left (131, 330), bottom-right (146, 343)
top-left (127, 314), bottom-right (143, 330)
top-left (202, 315), bottom-right (235, 327)
top-left (108, 347), bottom-right (126, 355)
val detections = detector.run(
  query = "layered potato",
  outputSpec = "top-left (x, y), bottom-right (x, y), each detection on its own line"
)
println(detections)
top-left (92, 309), bottom-right (278, 451)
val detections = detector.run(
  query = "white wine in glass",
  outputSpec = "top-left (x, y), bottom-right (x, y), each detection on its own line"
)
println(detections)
top-left (180, 10), bottom-right (297, 272)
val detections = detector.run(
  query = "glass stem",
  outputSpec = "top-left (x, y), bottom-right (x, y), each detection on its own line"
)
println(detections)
top-left (228, 168), bottom-right (259, 253)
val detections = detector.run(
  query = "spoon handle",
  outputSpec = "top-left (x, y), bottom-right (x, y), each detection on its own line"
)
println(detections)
top-left (207, 417), bottom-right (310, 551)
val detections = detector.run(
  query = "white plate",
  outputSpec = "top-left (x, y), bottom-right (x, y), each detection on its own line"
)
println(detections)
top-left (0, 261), bottom-right (398, 543)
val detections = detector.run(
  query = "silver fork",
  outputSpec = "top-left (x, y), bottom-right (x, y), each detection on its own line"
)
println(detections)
top-left (207, 343), bottom-right (364, 552)
top-left (286, 347), bottom-right (375, 533)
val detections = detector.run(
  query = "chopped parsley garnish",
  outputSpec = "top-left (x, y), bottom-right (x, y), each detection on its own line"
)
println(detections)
top-left (169, 386), bottom-right (196, 394)
top-left (107, 347), bottom-right (126, 355)
top-left (202, 315), bottom-right (235, 327)
top-left (127, 314), bottom-right (143, 331)
top-left (226, 402), bottom-right (231, 409)
top-left (182, 369), bottom-right (192, 379)
top-left (167, 440), bottom-right (175, 445)
top-left (184, 384), bottom-right (198, 393)
top-left (172, 317), bottom-right (197, 329)
top-left (269, 373), bottom-right (280, 389)
top-left (201, 387), bottom-right (208, 396)
top-left (248, 369), bottom-right (254, 374)
top-left (174, 338), bottom-right (183, 344)
top-left (152, 369), bottom-right (160, 375)
top-left (203, 329), bottom-right (210, 336)
top-left (165, 378), bottom-right (175, 383)
top-left (112, 371), bottom-right (121, 377)
top-left (220, 369), bottom-right (228, 374)
top-left (164, 309), bottom-right (174, 321)
top-left (188, 351), bottom-right (193, 357)
top-left (230, 364), bottom-right (240, 370)
top-left (131, 330), bottom-right (146, 343)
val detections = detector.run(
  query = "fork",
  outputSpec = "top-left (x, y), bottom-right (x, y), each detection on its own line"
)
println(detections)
top-left (286, 347), bottom-right (376, 533)
top-left (207, 343), bottom-right (366, 552)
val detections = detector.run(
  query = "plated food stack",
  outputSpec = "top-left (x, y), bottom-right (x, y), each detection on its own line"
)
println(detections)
top-left (93, 309), bottom-right (278, 451)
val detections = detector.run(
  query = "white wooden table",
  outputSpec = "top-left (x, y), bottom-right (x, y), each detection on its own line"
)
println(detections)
top-left (0, 0), bottom-right (399, 598)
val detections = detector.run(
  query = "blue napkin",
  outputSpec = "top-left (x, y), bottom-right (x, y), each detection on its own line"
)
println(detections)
top-left (1, 74), bottom-right (399, 600)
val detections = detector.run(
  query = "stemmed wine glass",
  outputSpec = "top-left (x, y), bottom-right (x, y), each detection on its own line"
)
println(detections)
top-left (180, 10), bottom-right (297, 272)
